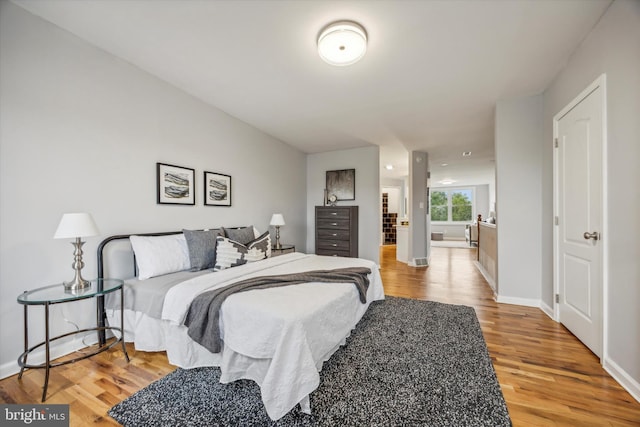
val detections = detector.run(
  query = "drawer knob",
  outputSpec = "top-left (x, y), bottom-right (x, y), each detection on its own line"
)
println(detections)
top-left (332, 233), bottom-right (337, 236)
top-left (332, 244), bottom-right (337, 247)
top-left (331, 223), bottom-right (337, 226)
top-left (331, 212), bottom-right (337, 215)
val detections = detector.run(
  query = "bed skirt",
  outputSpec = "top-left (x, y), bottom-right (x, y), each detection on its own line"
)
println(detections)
top-left (106, 301), bottom-right (368, 419)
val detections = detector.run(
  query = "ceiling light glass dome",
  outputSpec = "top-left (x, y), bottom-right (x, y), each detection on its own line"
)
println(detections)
top-left (317, 21), bottom-right (367, 66)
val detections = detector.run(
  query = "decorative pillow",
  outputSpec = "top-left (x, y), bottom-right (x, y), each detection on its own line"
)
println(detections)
top-left (214, 231), bottom-right (271, 271)
top-left (246, 231), bottom-right (271, 261)
top-left (129, 234), bottom-right (190, 280)
top-left (182, 229), bottom-right (222, 271)
top-left (222, 226), bottom-right (256, 245)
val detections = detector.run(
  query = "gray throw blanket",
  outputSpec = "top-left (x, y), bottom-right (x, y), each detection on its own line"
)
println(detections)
top-left (184, 267), bottom-right (372, 354)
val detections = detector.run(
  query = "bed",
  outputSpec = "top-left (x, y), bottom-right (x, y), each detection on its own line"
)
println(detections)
top-left (98, 228), bottom-right (385, 420)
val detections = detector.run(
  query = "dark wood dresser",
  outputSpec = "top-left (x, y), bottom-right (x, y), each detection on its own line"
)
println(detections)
top-left (315, 206), bottom-right (358, 257)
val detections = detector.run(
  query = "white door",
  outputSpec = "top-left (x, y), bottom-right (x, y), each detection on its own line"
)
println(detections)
top-left (555, 79), bottom-right (604, 358)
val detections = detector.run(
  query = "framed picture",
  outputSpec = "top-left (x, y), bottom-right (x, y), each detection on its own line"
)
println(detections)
top-left (204, 171), bottom-right (232, 206)
top-left (326, 168), bottom-right (355, 201)
top-left (157, 163), bottom-right (195, 205)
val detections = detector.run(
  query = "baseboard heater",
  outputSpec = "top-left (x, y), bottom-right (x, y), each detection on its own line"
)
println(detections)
top-left (412, 257), bottom-right (429, 267)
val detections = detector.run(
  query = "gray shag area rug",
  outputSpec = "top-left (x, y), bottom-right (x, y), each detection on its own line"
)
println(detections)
top-left (109, 297), bottom-right (511, 426)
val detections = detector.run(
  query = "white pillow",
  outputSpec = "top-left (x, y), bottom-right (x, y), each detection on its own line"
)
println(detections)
top-left (129, 234), bottom-right (191, 280)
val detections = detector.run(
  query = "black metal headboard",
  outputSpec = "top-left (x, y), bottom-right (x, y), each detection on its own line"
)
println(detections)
top-left (95, 226), bottom-right (249, 344)
top-left (96, 226), bottom-right (250, 280)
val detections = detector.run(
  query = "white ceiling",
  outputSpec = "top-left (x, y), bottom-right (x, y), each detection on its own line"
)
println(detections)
top-left (13, 0), bottom-right (611, 184)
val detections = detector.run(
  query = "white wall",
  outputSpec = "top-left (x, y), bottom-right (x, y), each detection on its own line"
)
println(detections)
top-left (381, 177), bottom-right (407, 219)
top-left (476, 184), bottom-right (491, 218)
top-left (495, 95), bottom-right (543, 303)
top-left (542, 0), bottom-right (640, 395)
top-left (382, 187), bottom-right (401, 214)
top-left (306, 146), bottom-right (381, 264)
top-left (0, 2), bottom-right (306, 378)
top-left (381, 177), bottom-right (405, 187)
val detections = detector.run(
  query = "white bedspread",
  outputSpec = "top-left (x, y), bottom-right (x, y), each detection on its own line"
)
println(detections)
top-left (147, 253), bottom-right (384, 420)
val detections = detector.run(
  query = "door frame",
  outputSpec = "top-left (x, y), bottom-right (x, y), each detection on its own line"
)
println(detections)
top-left (552, 74), bottom-right (608, 361)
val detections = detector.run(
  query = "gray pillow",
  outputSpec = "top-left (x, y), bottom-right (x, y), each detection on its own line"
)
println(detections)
top-left (222, 226), bottom-right (255, 245)
top-left (182, 229), bottom-right (222, 271)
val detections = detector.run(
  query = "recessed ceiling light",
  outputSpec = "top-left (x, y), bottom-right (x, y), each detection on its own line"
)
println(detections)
top-left (317, 21), bottom-right (367, 66)
top-left (439, 179), bottom-right (456, 185)
top-left (385, 164), bottom-right (394, 170)
top-left (441, 163), bottom-right (448, 167)
top-left (462, 151), bottom-right (472, 157)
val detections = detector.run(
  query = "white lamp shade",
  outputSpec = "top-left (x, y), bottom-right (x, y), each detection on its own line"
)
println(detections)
top-left (54, 213), bottom-right (100, 239)
top-left (270, 213), bottom-right (286, 227)
top-left (317, 21), bottom-right (367, 66)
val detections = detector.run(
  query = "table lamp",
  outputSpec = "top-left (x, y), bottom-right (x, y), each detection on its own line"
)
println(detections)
top-left (54, 213), bottom-right (100, 291)
top-left (270, 213), bottom-right (285, 249)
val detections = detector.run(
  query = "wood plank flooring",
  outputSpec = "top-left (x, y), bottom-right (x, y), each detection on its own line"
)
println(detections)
top-left (381, 245), bottom-right (640, 426)
top-left (1, 245), bottom-right (639, 426)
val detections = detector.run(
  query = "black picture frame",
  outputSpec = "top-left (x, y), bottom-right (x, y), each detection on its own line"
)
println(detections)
top-left (157, 163), bottom-right (195, 205)
top-left (326, 168), bottom-right (355, 201)
top-left (204, 171), bottom-right (232, 206)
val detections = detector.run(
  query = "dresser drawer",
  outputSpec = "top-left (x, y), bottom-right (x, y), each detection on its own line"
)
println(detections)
top-left (317, 229), bottom-right (351, 241)
top-left (317, 219), bottom-right (350, 230)
top-left (316, 248), bottom-right (351, 257)
top-left (316, 209), bottom-right (351, 220)
top-left (317, 239), bottom-right (351, 251)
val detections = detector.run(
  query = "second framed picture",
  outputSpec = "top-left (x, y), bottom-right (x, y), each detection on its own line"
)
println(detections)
top-left (204, 171), bottom-right (232, 206)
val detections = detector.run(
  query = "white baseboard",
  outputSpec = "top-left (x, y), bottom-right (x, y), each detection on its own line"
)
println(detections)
top-left (540, 301), bottom-right (555, 320)
top-left (473, 261), bottom-right (496, 293)
top-left (603, 358), bottom-right (640, 404)
top-left (495, 295), bottom-right (541, 308)
top-left (0, 336), bottom-right (98, 380)
top-left (0, 361), bottom-right (21, 380)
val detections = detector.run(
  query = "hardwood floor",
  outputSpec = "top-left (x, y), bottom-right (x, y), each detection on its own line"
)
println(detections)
top-left (1, 245), bottom-right (639, 426)
top-left (381, 245), bottom-right (640, 426)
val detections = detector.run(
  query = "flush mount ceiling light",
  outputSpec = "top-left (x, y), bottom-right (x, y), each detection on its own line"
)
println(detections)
top-left (439, 179), bottom-right (457, 185)
top-left (385, 164), bottom-right (394, 170)
top-left (462, 151), bottom-right (472, 157)
top-left (317, 20), bottom-right (367, 66)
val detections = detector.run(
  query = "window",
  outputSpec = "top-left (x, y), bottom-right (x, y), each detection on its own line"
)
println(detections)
top-left (430, 188), bottom-right (473, 222)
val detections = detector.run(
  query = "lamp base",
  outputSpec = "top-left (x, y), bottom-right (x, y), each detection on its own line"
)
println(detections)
top-left (63, 238), bottom-right (91, 292)
top-left (275, 226), bottom-right (281, 249)
top-left (63, 278), bottom-right (91, 292)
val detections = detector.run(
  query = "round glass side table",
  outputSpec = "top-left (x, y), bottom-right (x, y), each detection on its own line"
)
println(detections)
top-left (17, 278), bottom-right (129, 401)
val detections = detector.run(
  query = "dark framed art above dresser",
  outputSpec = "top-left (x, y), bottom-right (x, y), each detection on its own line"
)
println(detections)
top-left (315, 206), bottom-right (358, 258)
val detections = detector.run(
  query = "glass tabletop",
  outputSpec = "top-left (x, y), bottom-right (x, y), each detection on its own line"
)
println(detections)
top-left (17, 278), bottom-right (123, 305)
